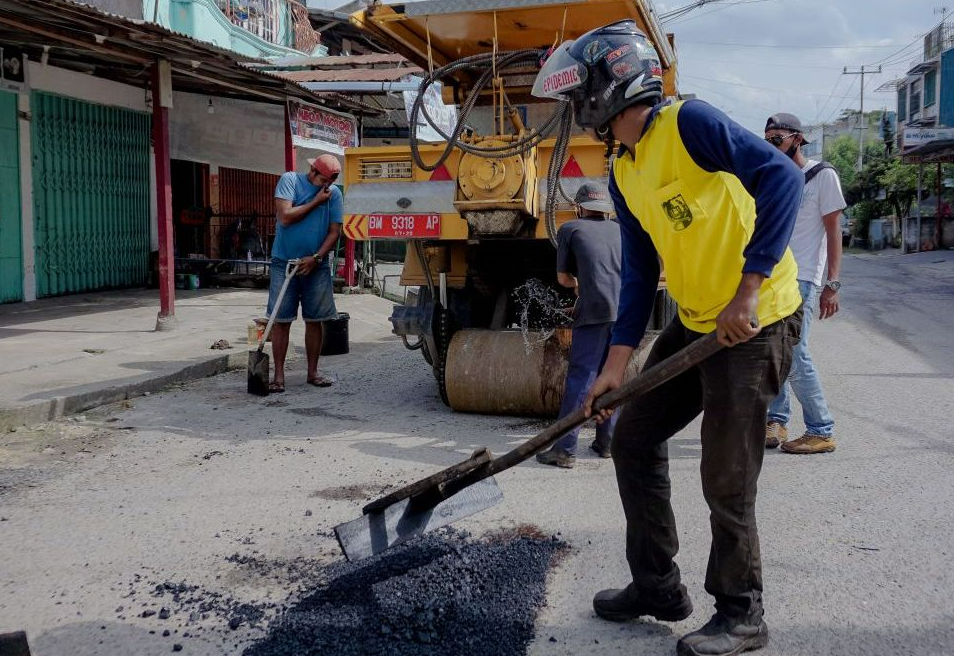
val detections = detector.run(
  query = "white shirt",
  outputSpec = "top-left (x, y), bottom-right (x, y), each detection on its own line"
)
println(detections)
top-left (790, 159), bottom-right (847, 286)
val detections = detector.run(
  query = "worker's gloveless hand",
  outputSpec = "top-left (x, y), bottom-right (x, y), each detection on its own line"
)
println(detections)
top-left (715, 282), bottom-right (762, 347)
top-left (313, 186), bottom-right (333, 206)
top-left (819, 287), bottom-right (839, 319)
top-left (583, 368), bottom-right (624, 424)
top-left (297, 255), bottom-right (319, 276)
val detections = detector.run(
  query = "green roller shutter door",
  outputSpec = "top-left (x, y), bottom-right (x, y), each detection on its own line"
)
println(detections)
top-left (31, 92), bottom-right (151, 297)
top-left (0, 90), bottom-right (22, 303)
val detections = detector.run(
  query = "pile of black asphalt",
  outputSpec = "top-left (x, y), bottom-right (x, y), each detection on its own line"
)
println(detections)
top-left (243, 528), bottom-right (567, 656)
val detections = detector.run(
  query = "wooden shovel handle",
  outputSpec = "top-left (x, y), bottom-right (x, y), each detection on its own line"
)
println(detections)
top-left (436, 332), bottom-right (722, 499)
top-left (364, 331), bottom-right (723, 513)
top-left (362, 447), bottom-right (492, 514)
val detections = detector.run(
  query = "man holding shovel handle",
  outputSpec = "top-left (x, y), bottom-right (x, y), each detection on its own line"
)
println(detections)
top-left (266, 154), bottom-right (343, 392)
top-left (534, 21), bottom-right (804, 656)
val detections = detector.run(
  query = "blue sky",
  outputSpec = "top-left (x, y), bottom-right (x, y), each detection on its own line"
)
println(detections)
top-left (659, 0), bottom-right (944, 132)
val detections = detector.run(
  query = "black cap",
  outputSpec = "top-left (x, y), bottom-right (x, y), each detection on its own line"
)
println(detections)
top-left (573, 182), bottom-right (614, 214)
top-left (765, 112), bottom-right (811, 143)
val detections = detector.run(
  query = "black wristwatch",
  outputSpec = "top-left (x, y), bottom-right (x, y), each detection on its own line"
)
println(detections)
top-left (825, 280), bottom-right (841, 292)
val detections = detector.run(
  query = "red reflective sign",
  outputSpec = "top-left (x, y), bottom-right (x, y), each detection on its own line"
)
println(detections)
top-left (366, 214), bottom-right (441, 238)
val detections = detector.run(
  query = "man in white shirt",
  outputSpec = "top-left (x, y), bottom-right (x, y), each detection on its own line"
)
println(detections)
top-left (764, 113), bottom-right (845, 454)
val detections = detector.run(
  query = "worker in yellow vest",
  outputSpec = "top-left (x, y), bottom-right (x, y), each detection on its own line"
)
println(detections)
top-left (534, 21), bottom-right (803, 656)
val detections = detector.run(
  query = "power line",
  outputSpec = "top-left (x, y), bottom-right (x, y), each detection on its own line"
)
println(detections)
top-left (867, 13), bottom-right (949, 66)
top-left (680, 73), bottom-right (870, 100)
top-left (679, 40), bottom-right (902, 49)
top-left (664, 0), bottom-right (776, 26)
top-left (675, 55), bottom-right (860, 71)
top-left (813, 73), bottom-right (846, 124)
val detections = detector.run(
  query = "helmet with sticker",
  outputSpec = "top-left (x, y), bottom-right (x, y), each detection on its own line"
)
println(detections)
top-left (532, 20), bottom-right (664, 130)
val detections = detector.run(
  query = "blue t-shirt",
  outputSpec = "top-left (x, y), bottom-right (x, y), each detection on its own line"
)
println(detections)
top-left (271, 172), bottom-right (343, 264)
top-left (556, 217), bottom-right (621, 327)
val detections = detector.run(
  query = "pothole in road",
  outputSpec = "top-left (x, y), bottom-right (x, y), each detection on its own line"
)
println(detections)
top-left (244, 527), bottom-right (567, 656)
top-left (309, 484), bottom-right (377, 501)
top-left (289, 407), bottom-right (363, 421)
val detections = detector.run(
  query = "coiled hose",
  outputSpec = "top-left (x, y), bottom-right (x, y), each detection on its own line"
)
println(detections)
top-left (408, 50), bottom-right (576, 246)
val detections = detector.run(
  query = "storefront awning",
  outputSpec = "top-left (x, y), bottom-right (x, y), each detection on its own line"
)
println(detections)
top-left (0, 0), bottom-right (375, 115)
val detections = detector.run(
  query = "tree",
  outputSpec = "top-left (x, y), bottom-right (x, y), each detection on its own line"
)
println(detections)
top-left (881, 112), bottom-right (895, 155)
top-left (879, 158), bottom-right (920, 220)
top-left (824, 135), bottom-right (858, 190)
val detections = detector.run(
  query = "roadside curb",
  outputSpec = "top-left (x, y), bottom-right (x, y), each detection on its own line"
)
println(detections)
top-left (0, 351), bottom-right (247, 432)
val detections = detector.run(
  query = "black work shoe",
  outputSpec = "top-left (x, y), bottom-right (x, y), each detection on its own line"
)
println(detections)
top-left (593, 583), bottom-right (693, 622)
top-left (535, 448), bottom-right (575, 469)
top-left (590, 441), bottom-right (612, 458)
top-left (676, 612), bottom-right (768, 655)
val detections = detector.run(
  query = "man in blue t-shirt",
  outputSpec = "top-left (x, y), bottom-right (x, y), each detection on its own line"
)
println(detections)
top-left (266, 154), bottom-right (343, 392)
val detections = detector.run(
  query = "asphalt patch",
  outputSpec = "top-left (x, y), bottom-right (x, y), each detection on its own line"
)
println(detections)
top-left (309, 484), bottom-right (377, 501)
top-left (243, 528), bottom-right (566, 656)
top-left (288, 407), bottom-right (363, 421)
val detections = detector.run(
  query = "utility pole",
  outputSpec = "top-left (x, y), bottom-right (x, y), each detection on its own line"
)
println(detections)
top-left (843, 65), bottom-right (882, 170)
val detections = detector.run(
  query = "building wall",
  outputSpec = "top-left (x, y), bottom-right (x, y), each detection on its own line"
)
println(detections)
top-left (15, 62), bottom-right (155, 301)
top-left (142, 0), bottom-right (308, 58)
top-left (941, 50), bottom-right (954, 128)
top-left (81, 0), bottom-right (144, 18)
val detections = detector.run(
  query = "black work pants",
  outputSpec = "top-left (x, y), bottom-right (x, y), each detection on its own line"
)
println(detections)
top-left (611, 311), bottom-right (801, 619)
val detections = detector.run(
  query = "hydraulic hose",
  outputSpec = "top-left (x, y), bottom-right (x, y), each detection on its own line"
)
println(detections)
top-left (409, 50), bottom-right (577, 246)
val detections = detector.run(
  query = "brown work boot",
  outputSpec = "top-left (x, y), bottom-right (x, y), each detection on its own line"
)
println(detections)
top-left (781, 433), bottom-right (836, 454)
top-left (677, 612), bottom-right (768, 655)
top-left (535, 448), bottom-right (575, 469)
top-left (765, 422), bottom-right (788, 449)
top-left (593, 583), bottom-right (693, 622)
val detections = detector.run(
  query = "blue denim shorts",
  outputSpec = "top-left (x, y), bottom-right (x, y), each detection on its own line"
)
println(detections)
top-left (266, 261), bottom-right (337, 323)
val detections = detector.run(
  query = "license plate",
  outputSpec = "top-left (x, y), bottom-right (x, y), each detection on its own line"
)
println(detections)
top-left (367, 214), bottom-right (441, 238)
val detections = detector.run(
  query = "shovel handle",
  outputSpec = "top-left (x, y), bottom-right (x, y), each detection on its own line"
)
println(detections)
top-left (258, 259), bottom-right (300, 351)
top-left (362, 447), bottom-right (492, 514)
top-left (422, 331), bottom-right (724, 503)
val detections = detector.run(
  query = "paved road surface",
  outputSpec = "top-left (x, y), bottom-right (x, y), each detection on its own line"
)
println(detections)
top-left (1, 250), bottom-right (952, 655)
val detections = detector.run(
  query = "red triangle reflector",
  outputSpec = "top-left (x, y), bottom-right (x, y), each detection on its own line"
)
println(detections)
top-left (429, 164), bottom-right (452, 181)
top-left (560, 155), bottom-right (585, 178)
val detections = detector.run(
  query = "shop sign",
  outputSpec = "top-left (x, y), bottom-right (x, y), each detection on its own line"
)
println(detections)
top-left (288, 99), bottom-right (357, 155)
top-left (0, 45), bottom-right (27, 93)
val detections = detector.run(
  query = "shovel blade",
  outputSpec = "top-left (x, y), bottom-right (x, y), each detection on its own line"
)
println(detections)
top-left (247, 350), bottom-right (270, 396)
top-left (334, 477), bottom-right (504, 561)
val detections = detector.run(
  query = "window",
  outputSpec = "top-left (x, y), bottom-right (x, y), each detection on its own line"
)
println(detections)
top-left (925, 70), bottom-right (937, 107)
top-left (899, 85), bottom-right (907, 121)
top-left (910, 79), bottom-right (922, 120)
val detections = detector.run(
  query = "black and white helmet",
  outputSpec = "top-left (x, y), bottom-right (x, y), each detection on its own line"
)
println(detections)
top-left (532, 20), bottom-right (664, 131)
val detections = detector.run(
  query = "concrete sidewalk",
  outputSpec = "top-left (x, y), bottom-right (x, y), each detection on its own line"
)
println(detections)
top-left (0, 288), bottom-right (398, 431)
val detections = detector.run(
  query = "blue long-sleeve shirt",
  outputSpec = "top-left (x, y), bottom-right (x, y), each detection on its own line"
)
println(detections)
top-left (610, 99), bottom-right (803, 347)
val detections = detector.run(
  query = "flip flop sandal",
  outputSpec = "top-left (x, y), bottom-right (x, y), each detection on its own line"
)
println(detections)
top-left (306, 376), bottom-right (333, 388)
top-left (268, 381), bottom-right (285, 393)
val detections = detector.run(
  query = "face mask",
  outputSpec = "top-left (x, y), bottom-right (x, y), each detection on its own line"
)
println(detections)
top-left (785, 142), bottom-right (799, 159)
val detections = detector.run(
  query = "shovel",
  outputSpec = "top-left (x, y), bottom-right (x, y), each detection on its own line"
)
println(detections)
top-left (248, 259), bottom-right (300, 396)
top-left (334, 331), bottom-right (723, 561)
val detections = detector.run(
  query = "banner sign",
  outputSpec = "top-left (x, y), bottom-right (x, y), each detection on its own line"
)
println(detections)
top-left (902, 127), bottom-right (954, 152)
top-left (0, 45), bottom-right (27, 93)
top-left (403, 77), bottom-right (458, 143)
top-left (288, 99), bottom-right (357, 155)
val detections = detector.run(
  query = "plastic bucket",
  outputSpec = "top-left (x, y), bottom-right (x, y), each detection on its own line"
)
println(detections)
top-left (321, 312), bottom-right (350, 355)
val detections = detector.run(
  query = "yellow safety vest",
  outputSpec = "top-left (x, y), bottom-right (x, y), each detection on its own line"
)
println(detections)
top-left (612, 102), bottom-right (801, 333)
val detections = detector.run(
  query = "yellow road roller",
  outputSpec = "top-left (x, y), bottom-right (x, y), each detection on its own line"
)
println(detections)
top-left (343, 0), bottom-right (678, 416)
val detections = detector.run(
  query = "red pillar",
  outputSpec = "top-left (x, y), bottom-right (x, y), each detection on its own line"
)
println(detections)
top-left (344, 237), bottom-right (356, 287)
top-left (153, 62), bottom-right (176, 330)
top-left (284, 103), bottom-right (296, 172)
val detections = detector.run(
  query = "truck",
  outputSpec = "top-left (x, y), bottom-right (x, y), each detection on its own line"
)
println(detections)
top-left (342, 0), bottom-right (678, 416)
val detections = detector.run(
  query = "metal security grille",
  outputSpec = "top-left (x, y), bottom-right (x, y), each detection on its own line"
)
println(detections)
top-left (31, 92), bottom-right (150, 297)
top-left (0, 90), bottom-right (22, 303)
top-left (219, 167), bottom-right (280, 255)
top-left (358, 158), bottom-right (413, 181)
